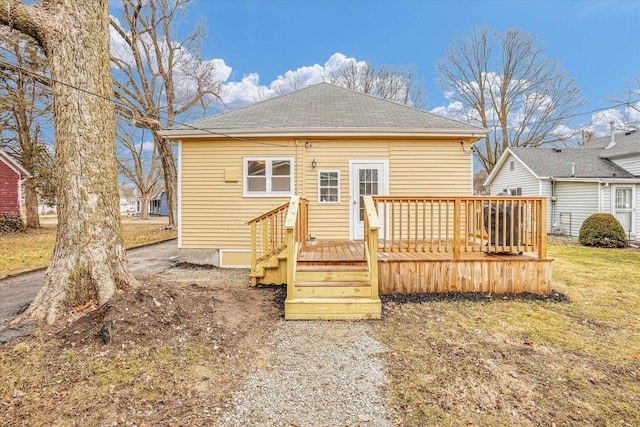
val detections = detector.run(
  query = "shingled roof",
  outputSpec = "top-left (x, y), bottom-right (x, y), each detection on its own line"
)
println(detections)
top-left (162, 82), bottom-right (486, 138)
top-left (581, 129), bottom-right (640, 158)
top-left (509, 147), bottom-right (635, 179)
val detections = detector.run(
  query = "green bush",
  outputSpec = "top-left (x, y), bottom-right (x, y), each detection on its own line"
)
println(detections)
top-left (0, 215), bottom-right (26, 234)
top-left (578, 213), bottom-right (627, 248)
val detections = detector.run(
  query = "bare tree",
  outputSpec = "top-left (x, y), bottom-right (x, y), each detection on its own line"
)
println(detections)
top-left (0, 0), bottom-right (136, 324)
top-left (437, 26), bottom-right (585, 173)
top-left (117, 123), bottom-right (163, 220)
top-left (0, 28), bottom-right (52, 228)
top-left (327, 61), bottom-right (425, 107)
top-left (110, 0), bottom-right (223, 229)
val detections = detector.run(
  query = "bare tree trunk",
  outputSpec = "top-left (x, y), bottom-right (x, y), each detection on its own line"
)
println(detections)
top-left (139, 192), bottom-right (150, 220)
top-left (23, 175), bottom-right (39, 228)
top-left (1, 0), bottom-right (137, 324)
top-left (154, 133), bottom-right (177, 228)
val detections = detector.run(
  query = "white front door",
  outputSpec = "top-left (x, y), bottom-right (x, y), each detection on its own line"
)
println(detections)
top-left (350, 161), bottom-right (388, 240)
top-left (613, 185), bottom-right (635, 236)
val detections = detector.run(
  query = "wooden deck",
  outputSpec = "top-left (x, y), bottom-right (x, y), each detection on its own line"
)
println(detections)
top-left (298, 240), bottom-right (553, 295)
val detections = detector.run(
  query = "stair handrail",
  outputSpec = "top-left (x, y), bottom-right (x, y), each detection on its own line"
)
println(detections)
top-left (285, 195), bottom-right (308, 301)
top-left (247, 200), bottom-right (290, 282)
top-left (363, 195), bottom-right (380, 300)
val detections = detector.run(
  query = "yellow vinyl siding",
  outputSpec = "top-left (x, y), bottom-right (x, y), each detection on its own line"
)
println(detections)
top-left (180, 137), bottom-right (473, 253)
top-left (389, 141), bottom-right (472, 196)
top-left (303, 140), bottom-right (389, 240)
top-left (181, 139), bottom-right (297, 249)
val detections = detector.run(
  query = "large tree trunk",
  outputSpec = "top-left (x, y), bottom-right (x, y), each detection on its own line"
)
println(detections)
top-left (154, 132), bottom-right (177, 228)
top-left (2, 0), bottom-right (137, 324)
top-left (139, 191), bottom-right (150, 220)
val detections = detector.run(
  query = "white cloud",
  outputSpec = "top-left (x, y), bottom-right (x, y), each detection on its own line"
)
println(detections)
top-left (134, 141), bottom-right (155, 152)
top-left (215, 53), bottom-right (372, 109)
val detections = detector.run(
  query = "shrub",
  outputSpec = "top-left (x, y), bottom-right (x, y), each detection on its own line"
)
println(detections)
top-left (0, 215), bottom-right (26, 234)
top-left (578, 213), bottom-right (627, 248)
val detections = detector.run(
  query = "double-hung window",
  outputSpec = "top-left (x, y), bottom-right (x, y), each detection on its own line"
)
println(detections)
top-left (244, 157), bottom-right (294, 197)
top-left (318, 170), bottom-right (340, 203)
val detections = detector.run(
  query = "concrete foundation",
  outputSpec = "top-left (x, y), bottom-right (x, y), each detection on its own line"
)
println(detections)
top-left (179, 248), bottom-right (220, 267)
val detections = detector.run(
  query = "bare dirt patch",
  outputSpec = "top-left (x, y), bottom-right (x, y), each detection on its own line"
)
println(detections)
top-left (0, 266), bottom-right (281, 426)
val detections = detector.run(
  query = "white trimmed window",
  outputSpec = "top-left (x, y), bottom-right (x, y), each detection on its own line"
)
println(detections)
top-left (318, 170), bottom-right (340, 203)
top-left (507, 187), bottom-right (522, 196)
top-left (244, 157), bottom-right (294, 197)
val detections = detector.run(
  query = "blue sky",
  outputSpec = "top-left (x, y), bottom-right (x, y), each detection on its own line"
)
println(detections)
top-left (110, 0), bottom-right (640, 135)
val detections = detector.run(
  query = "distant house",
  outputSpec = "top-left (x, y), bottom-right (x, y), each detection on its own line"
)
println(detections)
top-left (485, 130), bottom-right (640, 240)
top-left (0, 150), bottom-right (29, 218)
top-left (136, 191), bottom-right (168, 216)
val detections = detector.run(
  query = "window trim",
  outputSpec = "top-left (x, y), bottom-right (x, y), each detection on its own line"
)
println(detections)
top-left (243, 156), bottom-right (294, 197)
top-left (318, 170), bottom-right (340, 204)
top-left (507, 186), bottom-right (522, 196)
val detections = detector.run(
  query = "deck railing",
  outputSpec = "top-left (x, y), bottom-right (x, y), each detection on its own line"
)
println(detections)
top-left (373, 196), bottom-right (547, 259)
top-left (362, 196), bottom-right (380, 300)
top-left (247, 196), bottom-right (308, 278)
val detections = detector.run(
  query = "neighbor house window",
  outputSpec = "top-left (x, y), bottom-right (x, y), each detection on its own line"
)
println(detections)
top-left (507, 187), bottom-right (522, 196)
top-left (318, 170), bottom-right (340, 203)
top-left (244, 157), bottom-right (294, 196)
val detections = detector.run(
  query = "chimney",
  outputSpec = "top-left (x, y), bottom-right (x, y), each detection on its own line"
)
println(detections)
top-left (571, 162), bottom-right (576, 177)
top-left (606, 121), bottom-right (616, 149)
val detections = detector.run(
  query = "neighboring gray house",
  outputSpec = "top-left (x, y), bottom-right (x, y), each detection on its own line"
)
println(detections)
top-left (485, 130), bottom-right (640, 240)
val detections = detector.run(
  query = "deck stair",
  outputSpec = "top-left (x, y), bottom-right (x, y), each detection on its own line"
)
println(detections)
top-left (285, 258), bottom-right (382, 320)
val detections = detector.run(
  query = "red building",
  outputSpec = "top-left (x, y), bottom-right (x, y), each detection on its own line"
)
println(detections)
top-left (0, 150), bottom-right (29, 217)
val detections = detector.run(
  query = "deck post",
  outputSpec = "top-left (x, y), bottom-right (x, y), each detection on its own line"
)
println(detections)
top-left (363, 196), bottom-right (380, 300)
top-left (285, 195), bottom-right (301, 301)
top-left (250, 221), bottom-right (257, 285)
top-left (453, 198), bottom-right (461, 259)
top-left (538, 197), bottom-right (547, 259)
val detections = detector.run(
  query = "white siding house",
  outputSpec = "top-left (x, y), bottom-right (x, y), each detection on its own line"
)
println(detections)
top-left (486, 130), bottom-right (640, 241)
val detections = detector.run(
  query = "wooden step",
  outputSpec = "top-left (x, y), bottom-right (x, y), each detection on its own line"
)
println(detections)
top-left (296, 263), bottom-right (369, 282)
top-left (293, 281), bottom-right (371, 298)
top-left (285, 297), bottom-right (382, 320)
top-left (295, 269), bottom-right (369, 282)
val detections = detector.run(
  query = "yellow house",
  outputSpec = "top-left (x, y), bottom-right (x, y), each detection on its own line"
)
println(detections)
top-left (161, 83), bottom-right (487, 267)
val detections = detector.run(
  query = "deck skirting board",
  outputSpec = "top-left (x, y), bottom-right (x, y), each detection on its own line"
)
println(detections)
top-left (378, 258), bottom-right (553, 295)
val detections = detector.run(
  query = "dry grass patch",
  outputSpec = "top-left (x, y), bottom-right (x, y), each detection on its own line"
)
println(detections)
top-left (0, 222), bottom-right (176, 278)
top-left (375, 243), bottom-right (640, 426)
top-left (0, 267), bottom-right (279, 426)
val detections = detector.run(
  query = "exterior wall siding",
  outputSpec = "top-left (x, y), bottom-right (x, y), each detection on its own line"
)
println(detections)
top-left (488, 153), bottom-right (540, 197)
top-left (611, 154), bottom-right (640, 175)
top-left (0, 159), bottom-right (21, 216)
top-left (553, 181), bottom-right (599, 237)
top-left (179, 137), bottom-right (474, 265)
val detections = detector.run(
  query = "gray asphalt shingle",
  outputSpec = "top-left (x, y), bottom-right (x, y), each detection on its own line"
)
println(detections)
top-left (172, 82), bottom-right (484, 133)
top-left (510, 147), bottom-right (635, 178)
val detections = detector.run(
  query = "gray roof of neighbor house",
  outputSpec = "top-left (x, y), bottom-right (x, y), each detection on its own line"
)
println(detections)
top-left (581, 129), bottom-right (640, 158)
top-left (509, 147), bottom-right (635, 179)
top-left (161, 82), bottom-right (487, 138)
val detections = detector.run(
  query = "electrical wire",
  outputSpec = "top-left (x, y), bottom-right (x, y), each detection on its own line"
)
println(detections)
top-left (0, 59), bottom-right (289, 147)
top-left (1, 58), bottom-right (638, 147)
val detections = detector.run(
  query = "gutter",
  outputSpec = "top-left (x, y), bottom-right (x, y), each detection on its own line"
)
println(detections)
top-left (157, 127), bottom-right (490, 140)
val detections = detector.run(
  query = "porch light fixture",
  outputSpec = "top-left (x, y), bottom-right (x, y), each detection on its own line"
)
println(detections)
top-left (311, 158), bottom-right (317, 168)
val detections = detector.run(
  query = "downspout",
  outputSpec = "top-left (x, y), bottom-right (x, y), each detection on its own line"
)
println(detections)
top-left (550, 177), bottom-right (556, 232)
